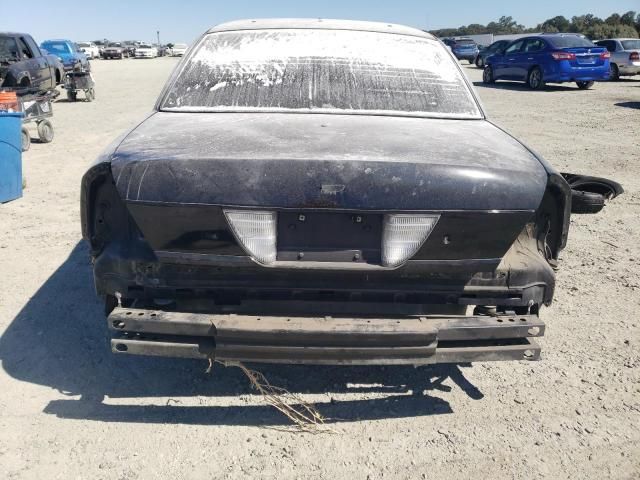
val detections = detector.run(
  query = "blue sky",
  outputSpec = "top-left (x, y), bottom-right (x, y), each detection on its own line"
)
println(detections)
top-left (8, 0), bottom-right (639, 44)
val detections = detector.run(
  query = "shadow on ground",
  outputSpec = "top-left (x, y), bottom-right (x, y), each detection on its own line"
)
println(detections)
top-left (472, 80), bottom-right (583, 92)
top-left (0, 242), bottom-right (483, 426)
top-left (615, 101), bottom-right (640, 109)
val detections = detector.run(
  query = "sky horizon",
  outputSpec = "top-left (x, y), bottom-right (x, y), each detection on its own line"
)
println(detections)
top-left (7, 1), bottom-right (639, 44)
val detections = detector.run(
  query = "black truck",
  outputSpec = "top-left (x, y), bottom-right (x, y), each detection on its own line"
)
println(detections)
top-left (0, 32), bottom-right (64, 93)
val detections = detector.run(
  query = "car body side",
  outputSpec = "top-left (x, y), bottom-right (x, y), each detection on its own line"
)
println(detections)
top-left (486, 35), bottom-right (610, 86)
top-left (0, 32), bottom-right (63, 93)
top-left (40, 39), bottom-right (90, 72)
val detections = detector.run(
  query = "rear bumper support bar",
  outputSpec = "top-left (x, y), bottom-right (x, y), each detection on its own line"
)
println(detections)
top-left (108, 306), bottom-right (544, 365)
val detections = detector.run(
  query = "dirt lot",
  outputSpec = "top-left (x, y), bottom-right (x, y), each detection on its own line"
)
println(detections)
top-left (1, 57), bottom-right (639, 479)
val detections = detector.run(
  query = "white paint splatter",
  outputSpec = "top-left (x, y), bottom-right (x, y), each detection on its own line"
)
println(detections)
top-left (210, 81), bottom-right (228, 92)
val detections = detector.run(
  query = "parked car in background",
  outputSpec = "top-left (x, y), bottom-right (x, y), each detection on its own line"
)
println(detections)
top-left (93, 40), bottom-right (107, 57)
top-left (82, 19), bottom-right (621, 367)
top-left (483, 34), bottom-right (610, 90)
top-left (103, 42), bottom-right (126, 59)
top-left (474, 39), bottom-right (510, 68)
top-left (40, 39), bottom-right (90, 72)
top-left (170, 43), bottom-right (188, 56)
top-left (156, 45), bottom-right (170, 57)
top-left (135, 44), bottom-right (158, 58)
top-left (442, 37), bottom-right (479, 63)
top-left (0, 32), bottom-right (64, 93)
top-left (594, 38), bottom-right (640, 80)
top-left (123, 43), bottom-right (137, 58)
top-left (78, 41), bottom-right (100, 59)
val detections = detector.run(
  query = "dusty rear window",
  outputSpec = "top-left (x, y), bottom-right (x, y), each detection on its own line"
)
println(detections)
top-left (161, 29), bottom-right (481, 118)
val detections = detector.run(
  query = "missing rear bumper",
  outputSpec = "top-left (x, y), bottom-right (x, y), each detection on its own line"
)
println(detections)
top-left (107, 306), bottom-right (543, 365)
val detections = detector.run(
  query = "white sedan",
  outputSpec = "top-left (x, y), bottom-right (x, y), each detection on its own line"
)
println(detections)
top-left (170, 43), bottom-right (188, 56)
top-left (135, 44), bottom-right (158, 58)
top-left (78, 42), bottom-right (100, 59)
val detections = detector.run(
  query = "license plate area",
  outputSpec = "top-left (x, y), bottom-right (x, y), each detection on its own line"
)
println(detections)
top-left (277, 212), bottom-right (382, 263)
top-left (577, 55), bottom-right (597, 65)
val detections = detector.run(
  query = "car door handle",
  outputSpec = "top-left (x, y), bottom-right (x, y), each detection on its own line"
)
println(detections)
top-left (507, 58), bottom-right (516, 61)
top-left (527, 57), bottom-right (533, 60)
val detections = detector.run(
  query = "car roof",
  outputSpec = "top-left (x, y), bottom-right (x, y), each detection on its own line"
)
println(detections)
top-left (598, 38), bottom-right (637, 41)
top-left (41, 39), bottom-right (73, 43)
top-left (538, 33), bottom-right (585, 38)
top-left (207, 18), bottom-right (435, 40)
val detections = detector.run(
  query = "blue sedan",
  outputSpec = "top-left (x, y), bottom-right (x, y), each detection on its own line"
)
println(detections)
top-left (483, 34), bottom-right (610, 90)
top-left (40, 39), bottom-right (90, 72)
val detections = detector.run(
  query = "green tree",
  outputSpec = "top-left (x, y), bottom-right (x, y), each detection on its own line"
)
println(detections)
top-left (605, 13), bottom-right (621, 25)
top-left (540, 15), bottom-right (571, 32)
top-left (621, 11), bottom-right (636, 26)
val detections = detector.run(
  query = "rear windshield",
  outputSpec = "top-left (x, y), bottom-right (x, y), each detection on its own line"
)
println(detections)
top-left (41, 41), bottom-right (71, 54)
top-left (161, 29), bottom-right (481, 118)
top-left (454, 39), bottom-right (476, 45)
top-left (547, 36), bottom-right (595, 48)
top-left (621, 40), bottom-right (640, 50)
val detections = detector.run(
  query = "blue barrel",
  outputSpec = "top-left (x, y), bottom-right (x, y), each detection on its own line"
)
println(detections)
top-left (0, 112), bottom-right (23, 203)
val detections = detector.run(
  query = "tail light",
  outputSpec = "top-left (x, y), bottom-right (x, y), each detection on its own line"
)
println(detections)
top-left (224, 210), bottom-right (277, 265)
top-left (630, 52), bottom-right (640, 61)
top-left (551, 52), bottom-right (576, 61)
top-left (599, 51), bottom-right (611, 59)
top-left (381, 214), bottom-right (440, 268)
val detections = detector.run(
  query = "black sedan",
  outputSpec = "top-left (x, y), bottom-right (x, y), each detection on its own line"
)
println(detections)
top-left (81, 19), bottom-right (621, 367)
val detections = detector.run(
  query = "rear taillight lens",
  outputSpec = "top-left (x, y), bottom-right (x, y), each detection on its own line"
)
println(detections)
top-left (224, 210), bottom-right (277, 265)
top-left (551, 52), bottom-right (576, 61)
top-left (381, 214), bottom-right (439, 268)
top-left (600, 51), bottom-right (611, 59)
top-left (630, 52), bottom-right (640, 61)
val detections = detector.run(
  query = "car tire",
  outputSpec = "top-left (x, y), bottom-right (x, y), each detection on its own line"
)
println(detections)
top-left (67, 90), bottom-right (77, 102)
top-left (527, 67), bottom-right (545, 90)
top-left (475, 56), bottom-right (484, 68)
top-left (576, 81), bottom-right (594, 90)
top-left (37, 120), bottom-right (54, 143)
top-left (482, 65), bottom-right (495, 84)
top-left (21, 127), bottom-right (31, 152)
top-left (85, 88), bottom-right (95, 102)
top-left (571, 190), bottom-right (605, 214)
top-left (610, 63), bottom-right (620, 81)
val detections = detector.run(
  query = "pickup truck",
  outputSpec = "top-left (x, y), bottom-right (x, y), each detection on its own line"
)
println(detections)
top-left (0, 32), bottom-right (64, 93)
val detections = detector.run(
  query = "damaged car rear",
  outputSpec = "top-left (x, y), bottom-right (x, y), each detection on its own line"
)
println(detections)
top-left (81, 19), bottom-right (622, 366)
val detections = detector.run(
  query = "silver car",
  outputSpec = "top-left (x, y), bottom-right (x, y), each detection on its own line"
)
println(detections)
top-left (595, 38), bottom-right (640, 80)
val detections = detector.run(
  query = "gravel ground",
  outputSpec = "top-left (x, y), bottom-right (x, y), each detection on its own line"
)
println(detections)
top-left (0, 58), bottom-right (639, 479)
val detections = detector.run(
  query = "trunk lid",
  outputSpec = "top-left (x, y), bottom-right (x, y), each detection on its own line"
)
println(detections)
top-left (562, 46), bottom-right (607, 67)
top-left (111, 112), bottom-right (548, 212)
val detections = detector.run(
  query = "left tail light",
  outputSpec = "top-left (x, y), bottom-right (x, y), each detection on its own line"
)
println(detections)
top-left (600, 51), bottom-right (611, 59)
top-left (224, 210), bottom-right (277, 265)
top-left (551, 52), bottom-right (576, 61)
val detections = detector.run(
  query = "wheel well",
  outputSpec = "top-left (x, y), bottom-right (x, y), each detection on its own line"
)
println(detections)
top-left (19, 76), bottom-right (31, 87)
top-left (55, 69), bottom-right (61, 84)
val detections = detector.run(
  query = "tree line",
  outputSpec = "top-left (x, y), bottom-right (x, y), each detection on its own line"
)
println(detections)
top-left (430, 12), bottom-right (640, 39)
